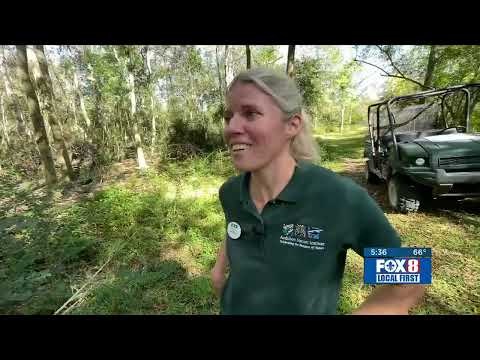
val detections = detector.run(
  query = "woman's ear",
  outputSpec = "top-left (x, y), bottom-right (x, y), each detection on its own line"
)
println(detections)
top-left (286, 114), bottom-right (302, 139)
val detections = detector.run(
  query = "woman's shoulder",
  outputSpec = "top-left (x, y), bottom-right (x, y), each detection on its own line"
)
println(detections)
top-left (219, 173), bottom-right (243, 197)
top-left (301, 161), bottom-right (368, 199)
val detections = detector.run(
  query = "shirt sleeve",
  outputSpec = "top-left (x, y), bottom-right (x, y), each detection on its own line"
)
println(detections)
top-left (350, 187), bottom-right (402, 257)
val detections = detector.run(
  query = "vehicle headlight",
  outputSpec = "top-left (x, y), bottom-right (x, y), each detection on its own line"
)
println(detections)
top-left (415, 158), bottom-right (426, 166)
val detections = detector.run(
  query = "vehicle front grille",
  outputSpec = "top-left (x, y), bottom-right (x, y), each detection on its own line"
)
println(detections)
top-left (439, 156), bottom-right (480, 167)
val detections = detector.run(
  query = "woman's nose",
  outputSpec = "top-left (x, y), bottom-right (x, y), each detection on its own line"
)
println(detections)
top-left (225, 114), bottom-right (243, 134)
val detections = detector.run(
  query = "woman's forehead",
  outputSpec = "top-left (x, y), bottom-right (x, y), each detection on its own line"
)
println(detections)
top-left (227, 82), bottom-right (273, 108)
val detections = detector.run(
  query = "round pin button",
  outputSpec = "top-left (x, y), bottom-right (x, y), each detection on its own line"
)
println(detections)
top-left (227, 221), bottom-right (242, 239)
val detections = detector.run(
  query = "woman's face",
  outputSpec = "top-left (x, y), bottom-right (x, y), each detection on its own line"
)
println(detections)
top-left (224, 82), bottom-right (299, 172)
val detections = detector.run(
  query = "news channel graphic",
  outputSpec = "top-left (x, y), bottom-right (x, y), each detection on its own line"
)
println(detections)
top-left (363, 248), bottom-right (432, 285)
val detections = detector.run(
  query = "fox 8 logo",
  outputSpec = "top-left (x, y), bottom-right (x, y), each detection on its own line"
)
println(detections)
top-left (376, 258), bottom-right (420, 273)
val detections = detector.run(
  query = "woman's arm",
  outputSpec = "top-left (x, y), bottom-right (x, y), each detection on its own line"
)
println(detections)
top-left (211, 238), bottom-right (229, 297)
top-left (352, 284), bottom-right (426, 315)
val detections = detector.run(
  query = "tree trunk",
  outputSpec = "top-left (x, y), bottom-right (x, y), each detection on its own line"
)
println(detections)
top-left (340, 105), bottom-right (345, 133)
top-left (348, 108), bottom-right (352, 125)
top-left (150, 94), bottom-right (156, 155)
top-left (1, 46), bottom-right (29, 140)
top-left (246, 45), bottom-right (251, 69)
top-left (31, 45), bottom-right (75, 180)
top-left (215, 46), bottom-right (224, 97)
top-left (424, 45), bottom-right (436, 89)
top-left (125, 48), bottom-right (147, 170)
top-left (287, 45), bottom-right (296, 78)
top-left (0, 93), bottom-right (9, 148)
top-left (73, 70), bottom-right (91, 131)
top-left (15, 45), bottom-right (57, 185)
top-left (224, 45), bottom-right (229, 91)
top-left (144, 46), bottom-right (157, 156)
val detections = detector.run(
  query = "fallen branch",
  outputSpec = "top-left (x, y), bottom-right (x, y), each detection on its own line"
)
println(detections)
top-left (54, 257), bottom-right (113, 315)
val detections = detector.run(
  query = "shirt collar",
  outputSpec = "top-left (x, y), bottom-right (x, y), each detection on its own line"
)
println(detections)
top-left (239, 161), bottom-right (310, 205)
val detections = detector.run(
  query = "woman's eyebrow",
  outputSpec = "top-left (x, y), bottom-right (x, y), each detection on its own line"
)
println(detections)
top-left (240, 104), bottom-right (261, 111)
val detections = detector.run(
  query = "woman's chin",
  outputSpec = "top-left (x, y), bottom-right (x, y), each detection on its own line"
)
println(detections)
top-left (232, 158), bottom-right (258, 173)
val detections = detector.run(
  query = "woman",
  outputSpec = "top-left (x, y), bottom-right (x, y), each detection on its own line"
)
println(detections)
top-left (211, 68), bottom-right (425, 315)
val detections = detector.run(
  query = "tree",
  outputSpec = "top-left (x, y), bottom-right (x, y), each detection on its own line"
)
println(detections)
top-left (224, 45), bottom-right (229, 90)
top-left (246, 45), bottom-right (251, 69)
top-left (15, 45), bottom-right (57, 185)
top-left (142, 45), bottom-right (157, 155)
top-left (0, 87), bottom-right (8, 149)
top-left (215, 45), bottom-right (224, 97)
top-left (423, 45), bottom-right (436, 89)
top-left (30, 45), bottom-right (75, 180)
top-left (0, 46), bottom-right (30, 140)
top-left (354, 45), bottom-right (433, 90)
top-left (287, 45), bottom-right (295, 78)
top-left (117, 46), bottom-right (148, 170)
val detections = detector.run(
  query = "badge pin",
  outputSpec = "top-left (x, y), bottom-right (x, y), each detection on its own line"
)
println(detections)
top-left (227, 221), bottom-right (242, 239)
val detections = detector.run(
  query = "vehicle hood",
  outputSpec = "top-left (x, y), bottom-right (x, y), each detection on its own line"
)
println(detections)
top-left (414, 133), bottom-right (480, 158)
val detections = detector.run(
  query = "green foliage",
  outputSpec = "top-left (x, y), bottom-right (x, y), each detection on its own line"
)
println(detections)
top-left (0, 151), bottom-right (232, 314)
top-left (295, 47), bottom-right (361, 129)
top-left (295, 58), bottom-right (323, 108)
top-left (251, 46), bottom-right (282, 70)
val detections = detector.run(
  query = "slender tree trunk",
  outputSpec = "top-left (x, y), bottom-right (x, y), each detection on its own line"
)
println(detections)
top-left (287, 45), bottom-right (296, 78)
top-left (348, 107), bottom-right (352, 125)
top-left (224, 45), bottom-right (229, 91)
top-left (125, 48), bottom-right (147, 170)
top-left (150, 94), bottom-right (156, 155)
top-left (215, 46), bottom-right (224, 97)
top-left (16, 107), bottom-right (28, 138)
top-left (31, 45), bottom-right (75, 180)
top-left (246, 45), bottom-right (251, 69)
top-left (15, 45), bottom-right (57, 185)
top-left (144, 46), bottom-right (157, 156)
top-left (0, 93), bottom-right (9, 147)
top-left (340, 105), bottom-right (345, 133)
top-left (424, 45), bottom-right (436, 89)
top-left (73, 70), bottom-right (91, 131)
top-left (1, 46), bottom-right (29, 140)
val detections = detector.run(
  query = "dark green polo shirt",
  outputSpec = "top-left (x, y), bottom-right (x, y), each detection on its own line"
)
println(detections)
top-left (218, 160), bottom-right (401, 315)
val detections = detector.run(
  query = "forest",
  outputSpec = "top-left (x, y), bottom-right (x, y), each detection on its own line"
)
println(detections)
top-left (1, 45), bottom-right (479, 315)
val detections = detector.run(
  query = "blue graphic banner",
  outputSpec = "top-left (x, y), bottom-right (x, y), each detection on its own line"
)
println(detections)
top-left (364, 257), bottom-right (432, 284)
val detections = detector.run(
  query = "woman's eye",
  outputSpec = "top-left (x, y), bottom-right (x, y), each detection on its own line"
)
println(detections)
top-left (244, 111), bottom-right (258, 120)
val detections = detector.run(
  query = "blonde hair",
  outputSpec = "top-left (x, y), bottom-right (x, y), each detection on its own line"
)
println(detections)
top-left (227, 67), bottom-right (319, 163)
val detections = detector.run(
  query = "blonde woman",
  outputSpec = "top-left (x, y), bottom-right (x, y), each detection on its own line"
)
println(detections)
top-left (211, 68), bottom-right (425, 315)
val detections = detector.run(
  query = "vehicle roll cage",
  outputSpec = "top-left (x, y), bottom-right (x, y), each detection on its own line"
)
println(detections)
top-left (367, 83), bottom-right (480, 156)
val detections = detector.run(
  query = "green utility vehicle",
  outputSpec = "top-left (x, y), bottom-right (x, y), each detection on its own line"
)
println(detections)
top-left (364, 84), bottom-right (480, 213)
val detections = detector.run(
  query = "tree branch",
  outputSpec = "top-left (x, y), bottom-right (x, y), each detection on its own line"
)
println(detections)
top-left (354, 58), bottom-right (391, 76)
top-left (379, 74), bottom-right (429, 89)
top-left (375, 45), bottom-right (434, 90)
top-left (355, 57), bottom-right (432, 90)
top-left (376, 46), bottom-right (407, 79)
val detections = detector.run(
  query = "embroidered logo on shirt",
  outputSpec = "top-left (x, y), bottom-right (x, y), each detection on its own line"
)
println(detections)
top-left (294, 224), bottom-right (306, 238)
top-left (282, 224), bottom-right (294, 237)
top-left (280, 224), bottom-right (325, 251)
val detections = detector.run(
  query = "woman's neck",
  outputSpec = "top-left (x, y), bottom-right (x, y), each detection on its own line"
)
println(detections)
top-left (249, 151), bottom-right (297, 207)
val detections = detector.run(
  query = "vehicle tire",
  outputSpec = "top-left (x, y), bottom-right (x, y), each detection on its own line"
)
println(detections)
top-left (387, 175), bottom-right (421, 213)
top-left (365, 161), bottom-right (381, 184)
